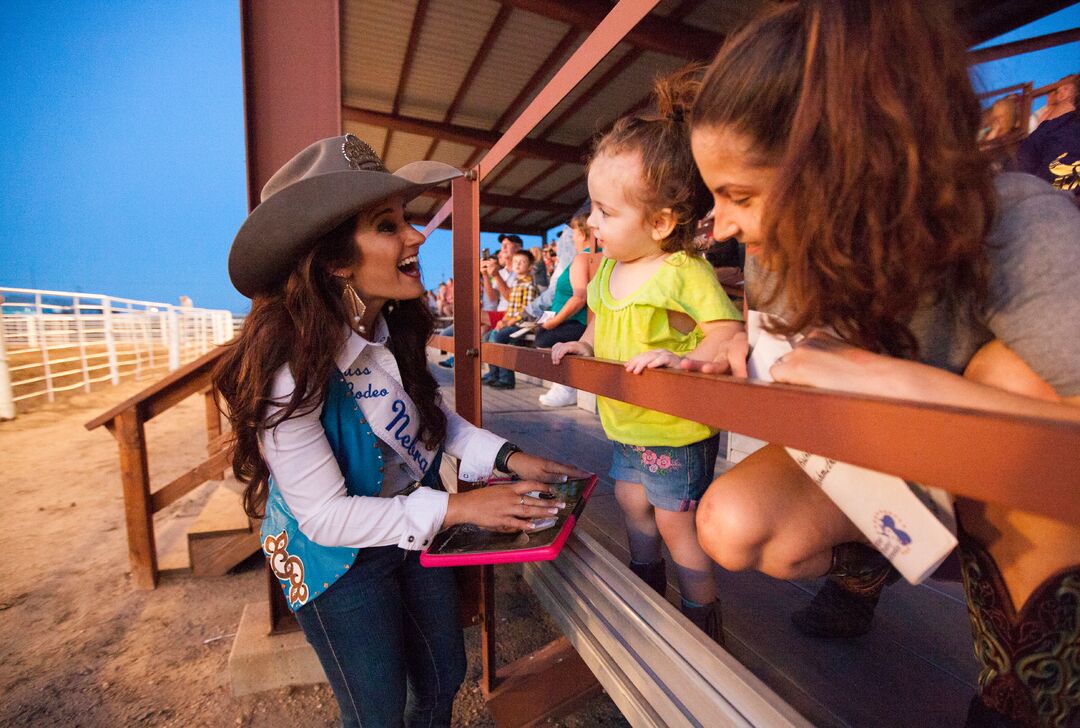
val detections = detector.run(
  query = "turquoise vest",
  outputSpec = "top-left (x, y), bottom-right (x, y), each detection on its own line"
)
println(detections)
top-left (261, 371), bottom-right (443, 610)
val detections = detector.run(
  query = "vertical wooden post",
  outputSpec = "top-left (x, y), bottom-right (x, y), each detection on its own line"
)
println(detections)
top-left (115, 407), bottom-right (158, 589)
top-left (204, 388), bottom-right (224, 481)
top-left (452, 172), bottom-right (482, 427)
top-left (450, 170), bottom-right (501, 692)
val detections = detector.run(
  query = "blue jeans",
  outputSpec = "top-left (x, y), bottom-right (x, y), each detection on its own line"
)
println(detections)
top-left (485, 326), bottom-right (519, 384)
top-left (294, 547), bottom-right (466, 728)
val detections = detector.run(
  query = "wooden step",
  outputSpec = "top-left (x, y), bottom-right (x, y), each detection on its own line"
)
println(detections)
top-left (189, 482), bottom-right (252, 538)
top-left (188, 483), bottom-right (262, 577)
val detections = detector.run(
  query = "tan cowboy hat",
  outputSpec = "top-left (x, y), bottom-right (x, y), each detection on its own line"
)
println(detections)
top-left (229, 134), bottom-right (461, 298)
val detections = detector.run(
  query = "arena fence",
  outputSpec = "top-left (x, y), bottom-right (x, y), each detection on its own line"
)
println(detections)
top-left (0, 286), bottom-right (235, 418)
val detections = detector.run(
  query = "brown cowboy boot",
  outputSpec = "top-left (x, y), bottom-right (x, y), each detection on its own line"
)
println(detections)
top-left (791, 542), bottom-right (899, 638)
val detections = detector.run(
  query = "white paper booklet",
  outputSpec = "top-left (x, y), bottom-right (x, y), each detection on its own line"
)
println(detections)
top-left (746, 311), bottom-right (957, 584)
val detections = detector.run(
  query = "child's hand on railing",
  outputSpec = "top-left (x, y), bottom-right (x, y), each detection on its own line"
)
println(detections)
top-left (551, 340), bottom-right (593, 365)
top-left (624, 349), bottom-right (683, 374)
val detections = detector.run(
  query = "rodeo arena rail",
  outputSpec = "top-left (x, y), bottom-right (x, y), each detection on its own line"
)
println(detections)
top-left (0, 286), bottom-right (234, 419)
top-left (84, 1), bottom-right (1080, 726)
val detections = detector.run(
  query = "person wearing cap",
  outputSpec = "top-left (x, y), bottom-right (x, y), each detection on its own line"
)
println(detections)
top-left (214, 135), bottom-right (585, 728)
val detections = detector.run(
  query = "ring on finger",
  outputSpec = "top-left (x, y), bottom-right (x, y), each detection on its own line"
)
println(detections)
top-left (519, 496), bottom-right (525, 506)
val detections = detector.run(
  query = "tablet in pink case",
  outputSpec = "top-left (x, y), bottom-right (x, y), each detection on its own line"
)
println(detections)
top-left (420, 474), bottom-right (597, 567)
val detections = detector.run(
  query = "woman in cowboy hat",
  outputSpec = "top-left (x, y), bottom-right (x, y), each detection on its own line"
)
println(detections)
top-left (215, 135), bottom-right (584, 728)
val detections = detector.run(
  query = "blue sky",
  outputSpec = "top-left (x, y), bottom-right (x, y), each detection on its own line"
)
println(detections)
top-left (1, 2), bottom-right (1077, 313)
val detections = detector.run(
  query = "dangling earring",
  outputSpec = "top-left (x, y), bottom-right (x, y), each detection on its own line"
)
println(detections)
top-left (342, 282), bottom-right (367, 334)
top-left (385, 301), bottom-right (395, 314)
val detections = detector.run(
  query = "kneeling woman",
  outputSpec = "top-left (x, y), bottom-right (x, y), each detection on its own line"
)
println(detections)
top-left (215, 135), bottom-right (582, 728)
top-left (687, 2), bottom-right (1080, 726)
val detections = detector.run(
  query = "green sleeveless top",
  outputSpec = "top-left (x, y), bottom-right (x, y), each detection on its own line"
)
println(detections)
top-left (549, 250), bottom-right (589, 326)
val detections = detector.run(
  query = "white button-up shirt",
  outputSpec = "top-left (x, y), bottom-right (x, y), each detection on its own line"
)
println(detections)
top-left (260, 318), bottom-right (505, 551)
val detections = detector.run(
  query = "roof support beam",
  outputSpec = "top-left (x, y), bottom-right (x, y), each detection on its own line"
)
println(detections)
top-left (423, 5), bottom-right (514, 161)
top-left (968, 26), bottom-right (1080, 64)
top-left (381, 0), bottom-right (431, 160)
top-left (499, 0), bottom-right (720, 61)
top-left (461, 27), bottom-right (582, 172)
top-left (240, 0), bottom-right (341, 211)
top-left (422, 188), bottom-right (579, 216)
top-left (342, 106), bottom-right (585, 165)
top-left (958, 0), bottom-right (1078, 45)
top-left (424, 0), bottom-right (661, 236)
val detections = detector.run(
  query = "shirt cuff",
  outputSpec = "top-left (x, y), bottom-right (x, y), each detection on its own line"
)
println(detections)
top-left (456, 428), bottom-right (507, 482)
top-left (396, 487), bottom-right (450, 550)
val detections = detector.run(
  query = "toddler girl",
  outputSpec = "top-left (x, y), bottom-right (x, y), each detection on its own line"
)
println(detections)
top-left (552, 70), bottom-right (743, 643)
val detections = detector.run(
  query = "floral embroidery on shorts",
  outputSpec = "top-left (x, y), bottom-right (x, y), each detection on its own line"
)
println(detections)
top-left (631, 446), bottom-right (682, 474)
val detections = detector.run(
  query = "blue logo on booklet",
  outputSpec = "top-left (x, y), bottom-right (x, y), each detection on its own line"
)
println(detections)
top-left (873, 510), bottom-right (912, 558)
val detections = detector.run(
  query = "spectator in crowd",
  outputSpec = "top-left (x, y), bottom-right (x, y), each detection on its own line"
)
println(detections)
top-left (1019, 73), bottom-right (1079, 200)
top-left (428, 286), bottom-right (441, 315)
top-left (443, 277), bottom-right (454, 317)
top-left (528, 245), bottom-right (550, 289)
top-left (552, 68), bottom-right (744, 645)
top-left (980, 94), bottom-right (1020, 142)
top-left (534, 209), bottom-right (602, 407)
top-left (481, 234), bottom-right (523, 327)
top-left (482, 250), bottom-right (538, 390)
top-left (1029, 73), bottom-right (1078, 132)
top-left (686, 3), bottom-right (1080, 725)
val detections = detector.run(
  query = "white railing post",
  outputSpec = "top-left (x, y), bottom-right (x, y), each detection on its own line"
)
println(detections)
top-left (167, 307), bottom-right (180, 371)
top-left (0, 296), bottom-right (15, 419)
top-left (102, 296), bottom-right (120, 385)
top-left (73, 296), bottom-right (91, 392)
top-left (35, 293), bottom-right (55, 402)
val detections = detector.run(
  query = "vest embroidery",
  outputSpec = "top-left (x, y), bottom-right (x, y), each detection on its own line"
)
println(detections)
top-left (263, 529), bottom-right (309, 608)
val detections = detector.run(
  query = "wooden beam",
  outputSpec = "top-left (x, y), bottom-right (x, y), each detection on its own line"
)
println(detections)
top-left (150, 449), bottom-right (232, 513)
top-left (959, 0), bottom-right (1079, 46)
top-left (478, 0), bottom-right (662, 180)
top-left (500, 0), bottom-right (721, 61)
top-left (382, 0), bottom-right (432, 160)
top-left (422, 188), bottom-right (578, 215)
top-left (425, 0), bottom-right (660, 235)
top-left (480, 342), bottom-right (1080, 526)
top-left (342, 106), bottom-right (584, 165)
top-left (423, 5), bottom-right (513, 161)
top-left (117, 407), bottom-right (157, 589)
top-left (969, 26), bottom-right (1080, 64)
top-left (239, 0), bottom-right (341, 211)
top-left (503, 173), bottom-right (586, 226)
top-left (507, 161), bottom-right (562, 204)
top-left (460, 27), bottom-right (582, 172)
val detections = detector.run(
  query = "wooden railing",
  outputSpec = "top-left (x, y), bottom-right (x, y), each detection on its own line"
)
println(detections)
top-left (85, 346), bottom-right (230, 589)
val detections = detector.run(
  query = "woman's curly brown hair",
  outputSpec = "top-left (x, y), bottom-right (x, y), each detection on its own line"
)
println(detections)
top-left (691, 0), bottom-right (996, 357)
top-left (213, 215), bottom-right (447, 519)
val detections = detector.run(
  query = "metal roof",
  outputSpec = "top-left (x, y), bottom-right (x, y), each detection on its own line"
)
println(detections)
top-left (338, 0), bottom-right (1075, 234)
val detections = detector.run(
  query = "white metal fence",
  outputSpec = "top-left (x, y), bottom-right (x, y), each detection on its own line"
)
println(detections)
top-left (0, 287), bottom-right (237, 418)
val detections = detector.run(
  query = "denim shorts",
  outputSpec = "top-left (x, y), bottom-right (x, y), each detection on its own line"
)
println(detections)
top-left (608, 434), bottom-right (720, 512)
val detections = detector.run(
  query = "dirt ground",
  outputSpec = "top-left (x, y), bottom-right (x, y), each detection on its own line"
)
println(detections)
top-left (0, 380), bottom-right (628, 727)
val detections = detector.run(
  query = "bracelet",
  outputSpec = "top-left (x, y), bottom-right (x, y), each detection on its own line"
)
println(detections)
top-left (494, 442), bottom-right (522, 474)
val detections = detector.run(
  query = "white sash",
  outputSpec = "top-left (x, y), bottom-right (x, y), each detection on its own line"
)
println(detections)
top-left (341, 347), bottom-right (437, 481)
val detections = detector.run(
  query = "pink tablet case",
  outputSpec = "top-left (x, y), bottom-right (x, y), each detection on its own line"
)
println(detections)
top-left (420, 474), bottom-right (597, 567)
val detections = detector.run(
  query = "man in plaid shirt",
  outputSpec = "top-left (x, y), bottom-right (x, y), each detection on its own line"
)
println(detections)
top-left (483, 250), bottom-right (538, 389)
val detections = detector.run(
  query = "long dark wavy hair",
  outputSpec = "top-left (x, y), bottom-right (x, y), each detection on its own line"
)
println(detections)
top-left (691, 0), bottom-right (996, 357)
top-left (214, 215), bottom-right (447, 518)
